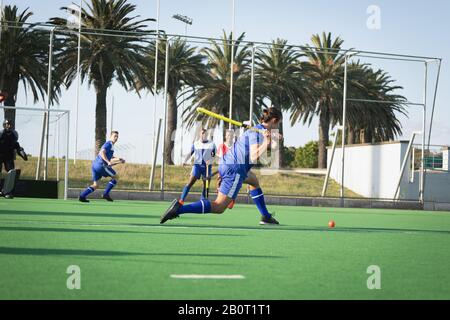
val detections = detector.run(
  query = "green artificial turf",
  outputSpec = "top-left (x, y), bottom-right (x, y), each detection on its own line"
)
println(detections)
top-left (0, 198), bottom-right (449, 299)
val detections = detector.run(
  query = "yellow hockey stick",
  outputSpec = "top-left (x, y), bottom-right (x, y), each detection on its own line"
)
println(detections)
top-left (196, 107), bottom-right (266, 134)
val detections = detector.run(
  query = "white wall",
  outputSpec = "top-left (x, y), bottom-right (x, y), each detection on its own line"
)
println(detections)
top-left (403, 171), bottom-right (450, 202)
top-left (327, 142), bottom-right (450, 201)
top-left (327, 142), bottom-right (411, 199)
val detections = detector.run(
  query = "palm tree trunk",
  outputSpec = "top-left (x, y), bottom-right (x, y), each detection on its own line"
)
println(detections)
top-left (94, 85), bottom-right (108, 155)
top-left (272, 100), bottom-right (285, 167)
top-left (348, 126), bottom-right (355, 145)
top-left (359, 129), bottom-right (364, 143)
top-left (278, 120), bottom-right (285, 167)
top-left (2, 78), bottom-right (19, 129)
top-left (365, 128), bottom-right (373, 144)
top-left (222, 125), bottom-right (227, 142)
top-left (164, 90), bottom-right (178, 165)
top-left (3, 96), bottom-right (16, 129)
top-left (318, 112), bottom-right (330, 169)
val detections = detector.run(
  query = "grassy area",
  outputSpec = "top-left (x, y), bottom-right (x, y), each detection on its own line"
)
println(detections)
top-left (13, 157), bottom-right (360, 197)
top-left (1, 198), bottom-right (449, 299)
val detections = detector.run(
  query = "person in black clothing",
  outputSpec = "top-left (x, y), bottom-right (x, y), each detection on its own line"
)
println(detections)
top-left (0, 119), bottom-right (28, 197)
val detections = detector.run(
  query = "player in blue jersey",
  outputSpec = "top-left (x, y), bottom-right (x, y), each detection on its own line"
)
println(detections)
top-left (79, 131), bottom-right (125, 202)
top-left (161, 108), bottom-right (283, 225)
top-left (179, 128), bottom-right (216, 204)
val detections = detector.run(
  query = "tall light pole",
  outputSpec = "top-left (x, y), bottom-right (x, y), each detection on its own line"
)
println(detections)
top-left (172, 13), bottom-right (192, 164)
top-left (172, 14), bottom-right (192, 35)
top-left (152, 0), bottom-right (160, 145)
top-left (228, 0), bottom-right (235, 129)
top-left (149, 0), bottom-right (160, 190)
top-left (74, 0), bottom-right (83, 164)
top-left (340, 51), bottom-right (357, 202)
top-left (420, 62), bottom-right (428, 204)
top-left (161, 38), bottom-right (171, 192)
top-left (0, 0), bottom-right (4, 46)
top-left (110, 94), bottom-right (114, 131)
top-left (36, 27), bottom-right (55, 181)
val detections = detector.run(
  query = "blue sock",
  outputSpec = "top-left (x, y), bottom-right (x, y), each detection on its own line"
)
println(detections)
top-left (249, 188), bottom-right (271, 218)
top-left (177, 199), bottom-right (211, 214)
top-left (80, 186), bottom-right (95, 198)
top-left (201, 182), bottom-right (206, 199)
top-left (104, 179), bottom-right (117, 195)
top-left (180, 185), bottom-right (191, 202)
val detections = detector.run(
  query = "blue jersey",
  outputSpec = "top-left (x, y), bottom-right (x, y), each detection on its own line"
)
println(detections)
top-left (93, 140), bottom-right (114, 167)
top-left (191, 140), bottom-right (216, 166)
top-left (221, 124), bottom-right (265, 176)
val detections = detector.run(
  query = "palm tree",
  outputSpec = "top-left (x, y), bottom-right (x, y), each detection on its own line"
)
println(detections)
top-left (139, 37), bottom-right (209, 165)
top-left (291, 32), bottom-right (346, 169)
top-left (0, 5), bottom-right (53, 128)
top-left (255, 38), bottom-right (313, 166)
top-left (344, 63), bottom-right (407, 144)
top-left (292, 33), bottom-right (407, 168)
top-left (50, 0), bottom-right (154, 153)
top-left (184, 31), bottom-right (252, 137)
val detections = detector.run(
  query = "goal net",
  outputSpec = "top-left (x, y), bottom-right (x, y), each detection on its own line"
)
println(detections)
top-left (0, 106), bottom-right (70, 199)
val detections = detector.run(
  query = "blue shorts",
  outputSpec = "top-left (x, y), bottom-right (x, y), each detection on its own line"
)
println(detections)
top-left (218, 164), bottom-right (245, 200)
top-left (92, 164), bottom-right (116, 182)
top-left (191, 164), bottom-right (212, 180)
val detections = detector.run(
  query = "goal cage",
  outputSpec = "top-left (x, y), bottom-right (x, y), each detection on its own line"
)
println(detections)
top-left (0, 105), bottom-right (70, 199)
top-left (1, 21), bottom-right (443, 202)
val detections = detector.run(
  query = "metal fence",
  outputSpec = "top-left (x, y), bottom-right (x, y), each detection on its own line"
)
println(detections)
top-left (0, 21), bottom-right (443, 202)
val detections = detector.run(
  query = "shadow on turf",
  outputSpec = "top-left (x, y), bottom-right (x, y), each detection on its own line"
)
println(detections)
top-left (0, 225), bottom-right (245, 237)
top-left (0, 246), bottom-right (284, 259)
top-left (0, 209), bottom-right (202, 223)
top-left (144, 223), bottom-right (450, 235)
top-left (2, 210), bottom-right (448, 235)
top-left (0, 226), bottom-right (143, 234)
top-left (0, 210), bottom-right (148, 220)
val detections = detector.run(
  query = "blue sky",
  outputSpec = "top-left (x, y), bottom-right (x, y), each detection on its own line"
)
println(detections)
top-left (4, 0), bottom-right (450, 164)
